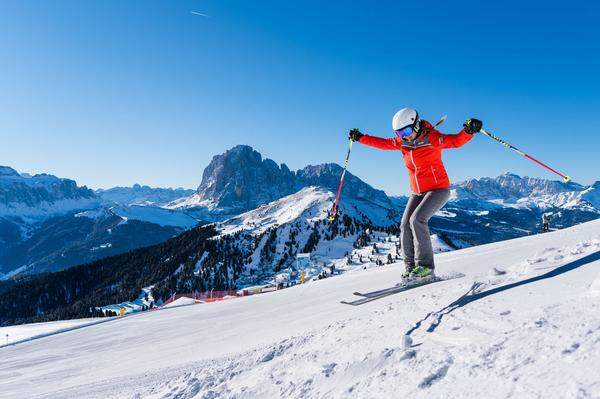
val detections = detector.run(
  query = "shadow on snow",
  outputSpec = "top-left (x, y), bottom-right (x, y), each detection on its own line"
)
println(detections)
top-left (405, 250), bottom-right (600, 337)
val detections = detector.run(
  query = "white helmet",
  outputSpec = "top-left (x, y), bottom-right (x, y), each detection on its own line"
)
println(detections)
top-left (392, 108), bottom-right (419, 131)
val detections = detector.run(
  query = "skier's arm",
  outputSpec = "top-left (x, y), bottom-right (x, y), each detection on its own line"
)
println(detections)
top-left (431, 129), bottom-right (474, 149)
top-left (431, 117), bottom-right (482, 149)
top-left (358, 134), bottom-right (402, 151)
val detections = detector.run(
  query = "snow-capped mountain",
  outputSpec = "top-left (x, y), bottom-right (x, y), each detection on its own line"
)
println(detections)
top-left (167, 145), bottom-right (298, 217)
top-left (209, 186), bottom-right (403, 288)
top-left (448, 172), bottom-right (600, 214)
top-left (297, 163), bottom-right (393, 213)
top-left (0, 209), bottom-right (182, 279)
top-left (0, 165), bottom-right (100, 221)
top-left (219, 186), bottom-right (387, 237)
top-left (573, 181), bottom-right (600, 209)
top-left (451, 172), bottom-right (584, 201)
top-left (523, 181), bottom-right (600, 211)
top-left (0, 168), bottom-right (198, 278)
top-left (452, 173), bottom-right (597, 216)
top-left (166, 145), bottom-right (397, 221)
top-left (425, 173), bottom-right (600, 248)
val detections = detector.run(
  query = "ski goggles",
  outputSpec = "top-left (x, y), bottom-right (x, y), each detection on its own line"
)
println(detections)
top-left (394, 126), bottom-right (414, 138)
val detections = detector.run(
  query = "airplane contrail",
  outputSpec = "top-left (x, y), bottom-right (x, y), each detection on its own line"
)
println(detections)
top-left (191, 11), bottom-right (209, 17)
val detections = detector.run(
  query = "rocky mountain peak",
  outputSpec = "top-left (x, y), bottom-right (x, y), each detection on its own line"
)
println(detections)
top-left (186, 146), bottom-right (395, 216)
top-left (296, 163), bottom-right (391, 208)
top-left (195, 145), bottom-right (297, 213)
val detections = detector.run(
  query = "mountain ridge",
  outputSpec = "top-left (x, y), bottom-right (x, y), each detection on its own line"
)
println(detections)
top-left (166, 145), bottom-right (396, 220)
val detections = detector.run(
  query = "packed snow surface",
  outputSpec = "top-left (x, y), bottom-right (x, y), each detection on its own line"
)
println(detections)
top-left (0, 318), bottom-right (110, 348)
top-left (1, 220), bottom-right (599, 398)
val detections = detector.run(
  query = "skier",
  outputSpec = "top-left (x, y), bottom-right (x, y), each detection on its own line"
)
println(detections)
top-left (542, 213), bottom-right (550, 232)
top-left (348, 108), bottom-right (482, 278)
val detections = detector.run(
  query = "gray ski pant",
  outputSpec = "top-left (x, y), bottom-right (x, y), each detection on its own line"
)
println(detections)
top-left (400, 188), bottom-right (451, 270)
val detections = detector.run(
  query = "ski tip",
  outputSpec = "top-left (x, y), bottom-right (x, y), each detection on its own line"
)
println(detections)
top-left (563, 175), bottom-right (571, 183)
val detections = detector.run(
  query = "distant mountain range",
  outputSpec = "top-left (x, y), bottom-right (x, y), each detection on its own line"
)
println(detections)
top-left (1, 146), bottom-right (598, 281)
top-left (0, 168), bottom-right (195, 279)
top-left (0, 166), bottom-right (99, 219)
top-left (428, 172), bottom-right (599, 248)
top-left (95, 184), bottom-right (194, 207)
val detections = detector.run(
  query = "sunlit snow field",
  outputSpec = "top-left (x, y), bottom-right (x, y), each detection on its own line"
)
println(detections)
top-left (1, 220), bottom-right (599, 398)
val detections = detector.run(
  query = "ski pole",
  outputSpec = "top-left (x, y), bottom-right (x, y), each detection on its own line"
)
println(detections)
top-left (479, 128), bottom-right (571, 183)
top-left (329, 139), bottom-right (353, 222)
top-left (434, 115), bottom-right (447, 128)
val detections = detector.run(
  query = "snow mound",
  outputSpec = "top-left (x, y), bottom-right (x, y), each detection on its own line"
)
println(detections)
top-left (162, 297), bottom-right (200, 308)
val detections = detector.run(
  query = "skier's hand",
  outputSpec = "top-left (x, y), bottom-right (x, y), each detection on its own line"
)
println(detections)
top-left (348, 128), bottom-right (363, 142)
top-left (463, 118), bottom-right (482, 134)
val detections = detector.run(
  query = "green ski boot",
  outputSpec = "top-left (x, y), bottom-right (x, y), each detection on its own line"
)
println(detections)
top-left (412, 265), bottom-right (434, 278)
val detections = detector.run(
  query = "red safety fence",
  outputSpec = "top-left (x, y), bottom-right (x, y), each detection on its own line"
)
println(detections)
top-left (161, 290), bottom-right (239, 306)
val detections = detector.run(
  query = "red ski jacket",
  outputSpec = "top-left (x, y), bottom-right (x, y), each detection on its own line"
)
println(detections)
top-left (359, 120), bottom-right (473, 194)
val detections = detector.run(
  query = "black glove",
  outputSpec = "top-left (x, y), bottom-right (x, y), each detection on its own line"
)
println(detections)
top-left (348, 128), bottom-right (363, 142)
top-left (463, 118), bottom-right (482, 134)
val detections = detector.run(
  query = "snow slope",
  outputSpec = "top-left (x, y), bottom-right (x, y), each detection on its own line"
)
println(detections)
top-left (74, 205), bottom-right (199, 229)
top-left (1, 220), bottom-right (599, 398)
top-left (218, 187), bottom-right (334, 237)
top-left (108, 205), bottom-right (199, 229)
top-left (0, 318), bottom-right (113, 347)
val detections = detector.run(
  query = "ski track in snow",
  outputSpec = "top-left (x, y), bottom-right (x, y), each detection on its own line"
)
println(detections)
top-left (1, 221), bottom-right (600, 399)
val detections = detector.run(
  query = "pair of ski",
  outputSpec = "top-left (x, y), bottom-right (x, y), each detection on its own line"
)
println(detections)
top-left (341, 272), bottom-right (465, 306)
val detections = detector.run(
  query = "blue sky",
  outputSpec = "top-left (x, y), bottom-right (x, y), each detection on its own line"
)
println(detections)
top-left (1, 0), bottom-right (598, 195)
